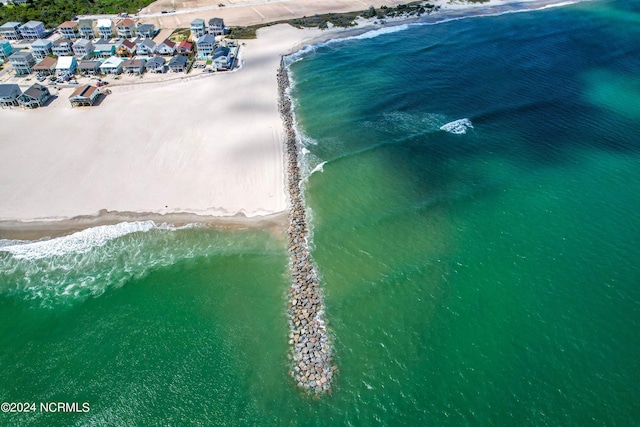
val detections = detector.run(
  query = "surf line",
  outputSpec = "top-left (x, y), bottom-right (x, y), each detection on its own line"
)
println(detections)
top-left (278, 58), bottom-right (335, 393)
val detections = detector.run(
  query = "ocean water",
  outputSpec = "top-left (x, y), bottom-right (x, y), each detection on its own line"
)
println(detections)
top-left (2, 0), bottom-right (640, 425)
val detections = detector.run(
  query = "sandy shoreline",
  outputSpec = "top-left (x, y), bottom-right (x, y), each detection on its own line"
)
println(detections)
top-left (0, 0), bottom-right (579, 239)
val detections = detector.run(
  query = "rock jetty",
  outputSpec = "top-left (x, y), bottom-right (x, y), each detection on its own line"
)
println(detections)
top-left (278, 60), bottom-right (335, 393)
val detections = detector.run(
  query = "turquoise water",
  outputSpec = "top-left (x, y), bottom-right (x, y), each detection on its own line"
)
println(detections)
top-left (2, 0), bottom-right (640, 425)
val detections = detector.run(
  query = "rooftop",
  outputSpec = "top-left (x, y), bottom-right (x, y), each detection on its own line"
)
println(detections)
top-left (97, 19), bottom-right (112, 28)
top-left (32, 57), bottom-right (57, 69)
top-left (117, 18), bottom-right (135, 27)
top-left (58, 21), bottom-right (79, 29)
top-left (70, 84), bottom-right (98, 99)
top-left (0, 84), bottom-right (21, 98)
top-left (56, 56), bottom-right (76, 69)
top-left (0, 22), bottom-right (22, 30)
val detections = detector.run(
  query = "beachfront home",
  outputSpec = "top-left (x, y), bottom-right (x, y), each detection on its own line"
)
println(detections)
top-left (213, 46), bottom-right (231, 70)
top-left (176, 41), bottom-right (193, 55)
top-left (136, 23), bottom-right (156, 39)
top-left (78, 60), bottom-right (100, 75)
top-left (78, 19), bottom-right (95, 39)
top-left (56, 55), bottom-right (77, 75)
top-left (58, 21), bottom-right (79, 39)
top-left (69, 84), bottom-right (100, 107)
top-left (208, 18), bottom-right (225, 36)
top-left (136, 38), bottom-right (156, 55)
top-left (116, 39), bottom-right (136, 57)
top-left (196, 34), bottom-right (215, 57)
top-left (116, 18), bottom-right (136, 38)
top-left (72, 38), bottom-right (94, 58)
top-left (145, 56), bottom-right (165, 73)
top-left (30, 38), bottom-right (52, 59)
top-left (32, 56), bottom-right (57, 76)
top-left (0, 84), bottom-right (21, 107)
top-left (8, 51), bottom-right (35, 75)
top-left (0, 22), bottom-right (22, 40)
top-left (94, 38), bottom-right (116, 58)
top-left (99, 56), bottom-right (123, 74)
top-left (52, 38), bottom-right (73, 56)
top-left (18, 83), bottom-right (50, 108)
top-left (97, 19), bottom-right (113, 39)
top-left (190, 18), bottom-right (206, 39)
top-left (156, 38), bottom-right (176, 56)
top-left (0, 40), bottom-right (13, 58)
top-left (20, 21), bottom-right (45, 40)
top-left (168, 55), bottom-right (187, 73)
top-left (122, 58), bottom-right (145, 74)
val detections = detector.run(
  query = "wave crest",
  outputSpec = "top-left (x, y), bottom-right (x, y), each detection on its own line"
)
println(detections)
top-left (440, 118), bottom-right (474, 134)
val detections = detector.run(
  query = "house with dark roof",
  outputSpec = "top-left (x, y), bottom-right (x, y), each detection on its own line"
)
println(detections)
top-left (156, 38), bottom-right (176, 56)
top-left (30, 38), bottom-right (52, 59)
top-left (0, 22), bottom-right (22, 40)
top-left (0, 84), bottom-right (22, 107)
top-left (116, 39), bottom-right (137, 57)
top-left (196, 34), bottom-right (215, 57)
top-left (136, 23), bottom-right (156, 39)
top-left (32, 56), bottom-right (57, 76)
top-left (116, 18), bottom-right (136, 38)
top-left (72, 38), bottom-right (94, 58)
top-left (58, 21), bottom-right (79, 39)
top-left (137, 38), bottom-right (156, 55)
top-left (9, 51), bottom-right (35, 75)
top-left (19, 21), bottom-right (45, 40)
top-left (122, 58), bottom-right (145, 74)
top-left (213, 46), bottom-right (232, 70)
top-left (145, 56), bottom-right (166, 73)
top-left (78, 19), bottom-right (95, 39)
top-left (78, 60), bottom-right (101, 75)
top-left (18, 83), bottom-right (50, 108)
top-left (52, 38), bottom-right (74, 56)
top-left (69, 84), bottom-right (100, 107)
top-left (190, 18), bottom-right (206, 39)
top-left (208, 18), bottom-right (225, 36)
top-left (168, 55), bottom-right (187, 73)
top-left (177, 41), bottom-right (193, 55)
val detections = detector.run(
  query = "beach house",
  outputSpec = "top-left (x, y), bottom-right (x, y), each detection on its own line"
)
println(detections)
top-left (156, 38), bottom-right (176, 56)
top-left (94, 38), bottom-right (116, 58)
top-left (190, 18), bottom-right (206, 39)
top-left (208, 18), bottom-right (225, 36)
top-left (213, 46), bottom-right (232, 70)
top-left (97, 19), bottom-right (113, 39)
top-left (168, 55), bottom-right (187, 73)
top-left (30, 38), bottom-right (52, 59)
top-left (56, 55), bottom-right (77, 76)
top-left (122, 58), bottom-right (145, 74)
top-left (8, 51), bottom-right (35, 75)
top-left (136, 38), bottom-right (156, 55)
top-left (78, 60), bottom-right (101, 75)
top-left (0, 84), bottom-right (21, 107)
top-left (196, 34), bottom-right (215, 57)
top-left (116, 39), bottom-right (136, 57)
top-left (145, 56), bottom-right (166, 73)
top-left (136, 23), bottom-right (156, 39)
top-left (69, 84), bottom-right (100, 107)
top-left (0, 22), bottom-right (22, 40)
top-left (78, 19), bottom-right (95, 39)
top-left (18, 83), bottom-right (50, 108)
top-left (72, 38), bottom-right (94, 58)
top-left (52, 38), bottom-right (74, 56)
top-left (0, 40), bottom-right (13, 59)
top-left (32, 56), bottom-right (57, 76)
top-left (58, 21), bottom-right (79, 39)
top-left (99, 56), bottom-right (123, 74)
top-left (116, 18), bottom-right (136, 38)
top-left (176, 41), bottom-right (193, 55)
top-left (19, 21), bottom-right (45, 40)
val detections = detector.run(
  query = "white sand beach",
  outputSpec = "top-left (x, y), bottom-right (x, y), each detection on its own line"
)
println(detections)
top-left (0, 0), bottom-right (572, 228)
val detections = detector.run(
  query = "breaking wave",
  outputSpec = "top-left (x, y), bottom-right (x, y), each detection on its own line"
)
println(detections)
top-left (440, 118), bottom-right (474, 134)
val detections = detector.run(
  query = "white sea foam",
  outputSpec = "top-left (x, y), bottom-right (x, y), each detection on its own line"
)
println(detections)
top-left (440, 118), bottom-right (474, 134)
top-left (309, 161), bottom-right (328, 176)
top-left (0, 221), bottom-right (157, 260)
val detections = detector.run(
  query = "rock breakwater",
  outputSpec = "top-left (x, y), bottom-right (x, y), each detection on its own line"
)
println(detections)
top-left (278, 60), bottom-right (335, 394)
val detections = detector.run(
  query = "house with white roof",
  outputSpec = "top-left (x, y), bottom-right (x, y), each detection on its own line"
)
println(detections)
top-left (20, 21), bottom-right (45, 40)
top-left (97, 19), bottom-right (113, 39)
top-left (99, 56), bottom-right (123, 74)
top-left (56, 55), bottom-right (77, 76)
top-left (30, 38), bottom-right (52, 59)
